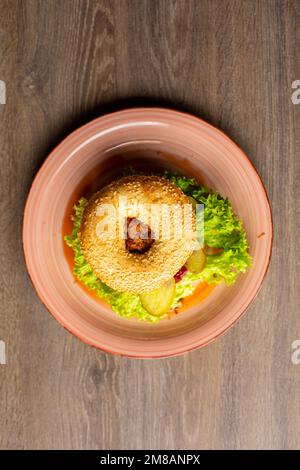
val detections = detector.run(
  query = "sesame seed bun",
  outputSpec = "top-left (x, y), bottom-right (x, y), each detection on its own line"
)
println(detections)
top-left (80, 175), bottom-right (196, 293)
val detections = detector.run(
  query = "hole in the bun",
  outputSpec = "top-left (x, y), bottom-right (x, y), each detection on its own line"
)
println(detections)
top-left (125, 217), bottom-right (154, 254)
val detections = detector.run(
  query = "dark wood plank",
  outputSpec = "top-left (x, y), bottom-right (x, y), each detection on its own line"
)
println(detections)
top-left (0, 0), bottom-right (299, 450)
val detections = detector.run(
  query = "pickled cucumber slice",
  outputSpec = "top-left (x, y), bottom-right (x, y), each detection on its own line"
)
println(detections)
top-left (140, 279), bottom-right (176, 317)
top-left (186, 249), bottom-right (206, 274)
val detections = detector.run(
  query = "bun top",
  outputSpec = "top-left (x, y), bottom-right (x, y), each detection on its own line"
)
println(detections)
top-left (80, 175), bottom-right (196, 293)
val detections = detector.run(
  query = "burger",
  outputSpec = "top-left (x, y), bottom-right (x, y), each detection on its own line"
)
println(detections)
top-left (65, 171), bottom-right (252, 322)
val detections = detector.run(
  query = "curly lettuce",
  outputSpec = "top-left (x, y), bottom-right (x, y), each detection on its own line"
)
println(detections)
top-left (164, 172), bottom-right (252, 285)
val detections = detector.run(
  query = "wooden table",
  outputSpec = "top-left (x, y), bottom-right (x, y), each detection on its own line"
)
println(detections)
top-left (0, 0), bottom-right (299, 450)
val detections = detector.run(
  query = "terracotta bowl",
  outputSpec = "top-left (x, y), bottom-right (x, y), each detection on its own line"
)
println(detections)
top-left (23, 108), bottom-right (272, 358)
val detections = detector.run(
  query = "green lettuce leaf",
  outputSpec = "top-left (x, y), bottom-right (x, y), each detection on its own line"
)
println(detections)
top-left (164, 172), bottom-right (252, 285)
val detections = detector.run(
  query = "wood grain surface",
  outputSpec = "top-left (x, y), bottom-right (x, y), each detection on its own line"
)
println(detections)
top-left (0, 0), bottom-right (299, 450)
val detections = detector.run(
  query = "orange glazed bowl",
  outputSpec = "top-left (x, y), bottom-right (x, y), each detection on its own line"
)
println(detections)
top-left (23, 108), bottom-right (272, 358)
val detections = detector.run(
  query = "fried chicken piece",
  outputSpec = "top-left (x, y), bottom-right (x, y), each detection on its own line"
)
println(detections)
top-left (125, 217), bottom-right (154, 254)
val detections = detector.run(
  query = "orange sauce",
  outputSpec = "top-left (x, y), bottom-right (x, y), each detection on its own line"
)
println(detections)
top-left (177, 282), bottom-right (215, 312)
top-left (62, 156), bottom-right (215, 314)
